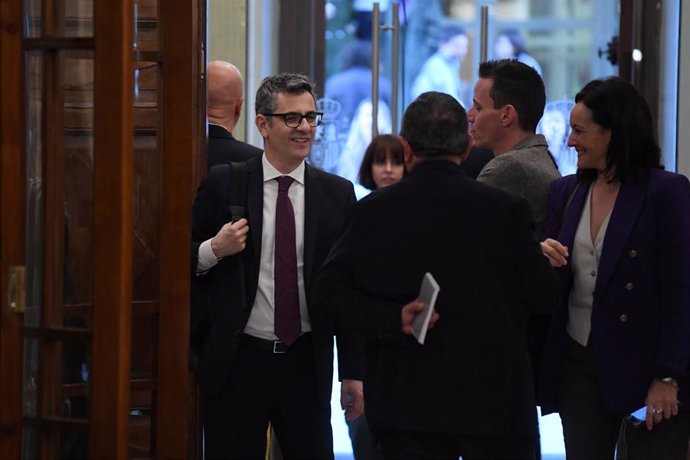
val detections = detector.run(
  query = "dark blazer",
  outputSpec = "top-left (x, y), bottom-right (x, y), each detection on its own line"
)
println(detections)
top-left (207, 123), bottom-right (262, 168)
top-left (539, 169), bottom-right (690, 415)
top-left (313, 159), bottom-right (560, 436)
top-left (191, 156), bottom-right (358, 406)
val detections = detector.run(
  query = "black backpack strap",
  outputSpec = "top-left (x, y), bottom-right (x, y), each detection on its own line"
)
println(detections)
top-left (227, 161), bottom-right (248, 222)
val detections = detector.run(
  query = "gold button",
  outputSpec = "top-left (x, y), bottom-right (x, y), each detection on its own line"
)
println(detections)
top-left (619, 314), bottom-right (628, 322)
top-left (629, 249), bottom-right (638, 258)
top-left (625, 282), bottom-right (634, 290)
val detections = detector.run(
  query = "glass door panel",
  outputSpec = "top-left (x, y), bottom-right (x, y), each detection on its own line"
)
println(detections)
top-left (324, 1), bottom-right (621, 457)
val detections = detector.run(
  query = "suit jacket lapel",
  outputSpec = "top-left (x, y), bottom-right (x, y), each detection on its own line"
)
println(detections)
top-left (303, 164), bottom-right (321, 292)
top-left (595, 175), bottom-right (648, 299)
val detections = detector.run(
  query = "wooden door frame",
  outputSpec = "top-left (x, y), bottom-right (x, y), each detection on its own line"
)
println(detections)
top-left (1, 0), bottom-right (199, 457)
top-left (0, 0), bottom-right (27, 456)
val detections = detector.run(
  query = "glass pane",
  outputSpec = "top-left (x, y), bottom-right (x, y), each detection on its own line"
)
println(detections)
top-left (135, 0), bottom-right (159, 53)
top-left (23, 0), bottom-right (42, 38)
top-left (133, 61), bottom-right (160, 305)
top-left (63, 0), bottom-right (94, 37)
top-left (63, 49), bottom-right (95, 312)
top-left (323, 1), bottom-right (621, 457)
top-left (26, 51), bottom-right (43, 329)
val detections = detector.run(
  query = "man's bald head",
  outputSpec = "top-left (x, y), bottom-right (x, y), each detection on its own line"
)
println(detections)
top-left (207, 60), bottom-right (244, 131)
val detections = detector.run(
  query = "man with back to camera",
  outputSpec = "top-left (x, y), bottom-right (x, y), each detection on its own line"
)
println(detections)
top-left (469, 59), bottom-right (561, 239)
top-left (312, 91), bottom-right (560, 459)
top-left (191, 73), bottom-right (363, 459)
top-left (206, 60), bottom-right (262, 168)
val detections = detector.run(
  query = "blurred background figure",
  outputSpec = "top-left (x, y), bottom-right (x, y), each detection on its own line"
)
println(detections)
top-left (410, 25), bottom-right (471, 107)
top-left (537, 100), bottom-right (577, 175)
top-left (337, 99), bottom-right (392, 194)
top-left (325, 40), bottom-right (392, 128)
top-left (494, 28), bottom-right (543, 76)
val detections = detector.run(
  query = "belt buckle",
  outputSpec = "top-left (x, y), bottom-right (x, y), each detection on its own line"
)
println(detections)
top-left (273, 341), bottom-right (286, 354)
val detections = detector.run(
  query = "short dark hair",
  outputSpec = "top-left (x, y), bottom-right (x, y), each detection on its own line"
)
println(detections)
top-left (255, 73), bottom-right (317, 115)
top-left (400, 91), bottom-right (470, 159)
top-left (358, 134), bottom-right (405, 190)
top-left (575, 77), bottom-right (661, 183)
top-left (478, 59), bottom-right (545, 131)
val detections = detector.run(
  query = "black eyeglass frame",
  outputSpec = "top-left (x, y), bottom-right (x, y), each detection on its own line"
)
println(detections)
top-left (261, 112), bottom-right (324, 128)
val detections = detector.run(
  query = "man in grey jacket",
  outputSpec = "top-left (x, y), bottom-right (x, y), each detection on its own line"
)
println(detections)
top-left (467, 62), bottom-right (560, 453)
top-left (468, 59), bottom-right (560, 239)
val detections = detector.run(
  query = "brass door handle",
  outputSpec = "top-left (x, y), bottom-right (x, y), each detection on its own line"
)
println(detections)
top-left (8, 265), bottom-right (26, 313)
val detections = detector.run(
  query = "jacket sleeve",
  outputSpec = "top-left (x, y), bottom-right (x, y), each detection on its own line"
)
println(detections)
top-left (654, 173), bottom-right (690, 380)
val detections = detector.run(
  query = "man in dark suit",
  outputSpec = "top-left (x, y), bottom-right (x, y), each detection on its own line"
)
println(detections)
top-left (206, 60), bottom-right (262, 167)
top-left (191, 73), bottom-right (363, 459)
top-left (313, 91), bottom-right (560, 459)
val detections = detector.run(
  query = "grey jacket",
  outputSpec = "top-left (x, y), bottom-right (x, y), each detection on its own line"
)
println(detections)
top-left (477, 134), bottom-right (561, 239)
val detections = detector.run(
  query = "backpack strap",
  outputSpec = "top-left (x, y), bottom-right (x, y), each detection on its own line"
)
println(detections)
top-left (227, 161), bottom-right (248, 222)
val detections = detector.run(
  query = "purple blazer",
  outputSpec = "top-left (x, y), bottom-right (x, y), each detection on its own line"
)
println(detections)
top-left (539, 169), bottom-right (690, 415)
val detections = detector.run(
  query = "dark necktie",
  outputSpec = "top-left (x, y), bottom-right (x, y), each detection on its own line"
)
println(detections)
top-left (274, 176), bottom-right (301, 345)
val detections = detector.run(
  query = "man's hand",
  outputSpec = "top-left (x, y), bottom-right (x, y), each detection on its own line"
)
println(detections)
top-left (401, 300), bottom-right (439, 335)
top-left (210, 218), bottom-right (249, 258)
top-left (540, 238), bottom-right (569, 267)
top-left (341, 379), bottom-right (364, 421)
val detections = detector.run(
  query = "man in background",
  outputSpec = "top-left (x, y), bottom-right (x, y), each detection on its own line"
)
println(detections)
top-left (206, 60), bottom-right (262, 168)
top-left (469, 59), bottom-right (560, 238)
top-left (468, 60), bottom-right (561, 456)
top-left (410, 25), bottom-right (470, 107)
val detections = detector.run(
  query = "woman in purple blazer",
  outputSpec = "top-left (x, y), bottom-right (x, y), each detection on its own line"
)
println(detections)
top-left (539, 77), bottom-right (690, 459)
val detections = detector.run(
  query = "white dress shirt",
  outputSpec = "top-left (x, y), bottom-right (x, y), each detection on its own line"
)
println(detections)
top-left (197, 154), bottom-right (310, 340)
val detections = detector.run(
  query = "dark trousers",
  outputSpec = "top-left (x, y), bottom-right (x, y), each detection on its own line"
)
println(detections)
top-left (559, 335), bottom-right (690, 460)
top-left (348, 412), bottom-right (383, 460)
top-left (202, 333), bottom-right (333, 460)
top-left (374, 427), bottom-right (537, 460)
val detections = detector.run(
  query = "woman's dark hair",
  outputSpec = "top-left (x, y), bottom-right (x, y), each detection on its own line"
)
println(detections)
top-left (574, 77), bottom-right (661, 183)
top-left (358, 134), bottom-right (405, 190)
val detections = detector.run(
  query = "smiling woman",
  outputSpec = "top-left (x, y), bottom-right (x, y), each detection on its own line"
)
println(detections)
top-left (539, 77), bottom-right (690, 459)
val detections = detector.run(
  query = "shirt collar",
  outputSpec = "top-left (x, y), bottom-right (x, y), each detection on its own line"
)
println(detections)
top-left (262, 154), bottom-right (305, 185)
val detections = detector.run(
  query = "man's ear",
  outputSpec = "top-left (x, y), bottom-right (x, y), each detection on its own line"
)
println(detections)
top-left (460, 135), bottom-right (475, 162)
top-left (235, 97), bottom-right (244, 120)
top-left (401, 137), bottom-right (416, 171)
top-left (255, 114), bottom-right (269, 138)
top-left (501, 104), bottom-right (517, 128)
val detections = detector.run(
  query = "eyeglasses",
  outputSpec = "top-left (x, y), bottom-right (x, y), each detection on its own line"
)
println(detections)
top-left (262, 112), bottom-right (324, 128)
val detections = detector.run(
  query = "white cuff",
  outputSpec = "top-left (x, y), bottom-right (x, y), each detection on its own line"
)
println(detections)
top-left (196, 239), bottom-right (220, 274)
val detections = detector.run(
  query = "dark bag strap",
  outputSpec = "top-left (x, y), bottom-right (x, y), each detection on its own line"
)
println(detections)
top-left (228, 161), bottom-right (248, 222)
top-left (226, 161), bottom-right (249, 310)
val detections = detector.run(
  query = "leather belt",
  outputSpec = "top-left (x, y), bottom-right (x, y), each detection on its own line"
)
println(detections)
top-left (242, 333), bottom-right (311, 354)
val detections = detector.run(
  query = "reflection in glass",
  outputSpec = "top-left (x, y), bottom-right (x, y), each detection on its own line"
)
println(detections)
top-left (25, 51), bottom-right (43, 329)
top-left (62, 0), bottom-right (94, 37)
top-left (23, 0), bottom-right (41, 38)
